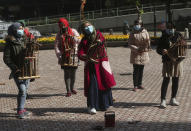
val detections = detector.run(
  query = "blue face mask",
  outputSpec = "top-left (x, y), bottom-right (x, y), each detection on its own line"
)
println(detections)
top-left (17, 29), bottom-right (24, 37)
top-left (84, 25), bottom-right (94, 35)
top-left (166, 29), bottom-right (175, 35)
top-left (134, 25), bottom-right (141, 31)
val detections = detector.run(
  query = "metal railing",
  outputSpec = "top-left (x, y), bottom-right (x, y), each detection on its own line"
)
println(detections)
top-left (23, 2), bottom-right (190, 26)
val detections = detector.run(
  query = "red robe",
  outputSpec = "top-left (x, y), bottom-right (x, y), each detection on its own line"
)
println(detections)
top-left (78, 31), bottom-right (116, 97)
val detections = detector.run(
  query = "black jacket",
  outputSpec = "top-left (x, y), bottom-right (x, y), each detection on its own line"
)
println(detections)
top-left (3, 36), bottom-right (25, 78)
top-left (156, 31), bottom-right (183, 63)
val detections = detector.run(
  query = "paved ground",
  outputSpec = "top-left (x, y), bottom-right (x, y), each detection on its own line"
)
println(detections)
top-left (0, 45), bottom-right (191, 131)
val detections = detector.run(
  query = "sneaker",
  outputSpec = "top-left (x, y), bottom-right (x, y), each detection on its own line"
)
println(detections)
top-left (17, 109), bottom-right (31, 119)
top-left (170, 98), bottom-right (179, 106)
top-left (133, 86), bottom-right (138, 92)
top-left (71, 90), bottom-right (77, 94)
top-left (138, 86), bottom-right (144, 90)
top-left (88, 107), bottom-right (96, 115)
top-left (160, 99), bottom-right (167, 108)
top-left (66, 92), bottom-right (71, 97)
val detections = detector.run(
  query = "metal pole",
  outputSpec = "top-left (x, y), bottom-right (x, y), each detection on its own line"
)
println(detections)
top-left (92, 11), bottom-right (94, 19)
top-left (166, 0), bottom-right (172, 23)
top-left (116, 8), bottom-right (119, 16)
top-left (154, 5), bottom-right (156, 37)
top-left (45, 16), bottom-right (48, 24)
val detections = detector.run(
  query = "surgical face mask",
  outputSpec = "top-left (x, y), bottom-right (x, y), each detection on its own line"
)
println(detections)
top-left (16, 29), bottom-right (24, 38)
top-left (84, 25), bottom-right (94, 35)
top-left (166, 29), bottom-right (175, 35)
top-left (134, 24), bottom-right (141, 31)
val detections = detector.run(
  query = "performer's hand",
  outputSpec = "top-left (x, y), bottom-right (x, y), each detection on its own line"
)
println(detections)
top-left (162, 49), bottom-right (168, 55)
top-left (137, 47), bottom-right (143, 54)
top-left (96, 39), bottom-right (102, 45)
top-left (138, 48), bottom-right (142, 52)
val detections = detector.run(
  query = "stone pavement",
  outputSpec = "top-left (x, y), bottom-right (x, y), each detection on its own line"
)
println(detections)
top-left (0, 45), bottom-right (191, 131)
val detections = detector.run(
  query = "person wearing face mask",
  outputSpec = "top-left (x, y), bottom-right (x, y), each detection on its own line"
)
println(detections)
top-left (78, 21), bottom-right (116, 114)
top-left (55, 18), bottom-right (81, 97)
top-left (128, 20), bottom-right (151, 92)
top-left (18, 20), bottom-right (35, 100)
top-left (156, 23), bottom-right (185, 108)
top-left (18, 20), bottom-right (35, 39)
top-left (3, 22), bottom-right (31, 119)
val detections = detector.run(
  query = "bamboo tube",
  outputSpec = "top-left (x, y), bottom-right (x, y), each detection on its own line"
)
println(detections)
top-left (0, 83), bottom-right (5, 85)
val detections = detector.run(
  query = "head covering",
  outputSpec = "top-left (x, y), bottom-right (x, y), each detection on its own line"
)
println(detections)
top-left (58, 18), bottom-right (74, 56)
top-left (8, 22), bottom-right (22, 38)
top-left (58, 18), bottom-right (73, 35)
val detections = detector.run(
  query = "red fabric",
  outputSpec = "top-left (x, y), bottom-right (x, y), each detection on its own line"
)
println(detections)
top-left (58, 18), bottom-right (74, 57)
top-left (78, 31), bottom-right (116, 97)
top-left (24, 28), bottom-right (34, 39)
top-left (58, 18), bottom-right (73, 35)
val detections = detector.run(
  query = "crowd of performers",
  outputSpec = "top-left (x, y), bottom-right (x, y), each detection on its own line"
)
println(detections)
top-left (3, 18), bottom-right (186, 119)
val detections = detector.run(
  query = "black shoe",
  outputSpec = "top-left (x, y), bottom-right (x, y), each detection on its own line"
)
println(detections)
top-left (17, 109), bottom-right (31, 119)
top-left (26, 93), bottom-right (29, 99)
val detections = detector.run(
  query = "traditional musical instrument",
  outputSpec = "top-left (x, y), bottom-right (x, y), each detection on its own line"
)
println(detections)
top-left (86, 33), bottom-right (107, 63)
top-left (18, 37), bottom-right (40, 80)
top-left (0, 82), bottom-right (5, 85)
top-left (60, 34), bottom-right (79, 67)
top-left (167, 35), bottom-right (187, 62)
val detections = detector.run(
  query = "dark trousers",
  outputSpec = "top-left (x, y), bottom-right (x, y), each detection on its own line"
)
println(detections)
top-left (133, 64), bottom-right (144, 87)
top-left (87, 63), bottom-right (113, 110)
top-left (161, 77), bottom-right (179, 100)
top-left (63, 68), bottom-right (77, 93)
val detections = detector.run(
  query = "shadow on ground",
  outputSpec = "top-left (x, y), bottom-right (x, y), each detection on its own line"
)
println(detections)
top-left (113, 102), bottom-right (159, 108)
top-left (0, 93), bottom-right (65, 99)
top-left (119, 73), bottom-right (132, 76)
top-left (26, 107), bottom-right (88, 116)
top-left (0, 119), bottom-right (190, 131)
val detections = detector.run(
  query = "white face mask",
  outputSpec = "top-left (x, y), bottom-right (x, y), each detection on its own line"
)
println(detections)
top-left (134, 25), bottom-right (141, 31)
top-left (84, 25), bottom-right (94, 35)
top-left (166, 28), bottom-right (175, 35)
top-left (16, 29), bottom-right (24, 38)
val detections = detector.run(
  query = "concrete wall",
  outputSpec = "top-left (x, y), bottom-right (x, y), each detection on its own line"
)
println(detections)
top-left (32, 8), bottom-right (191, 35)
